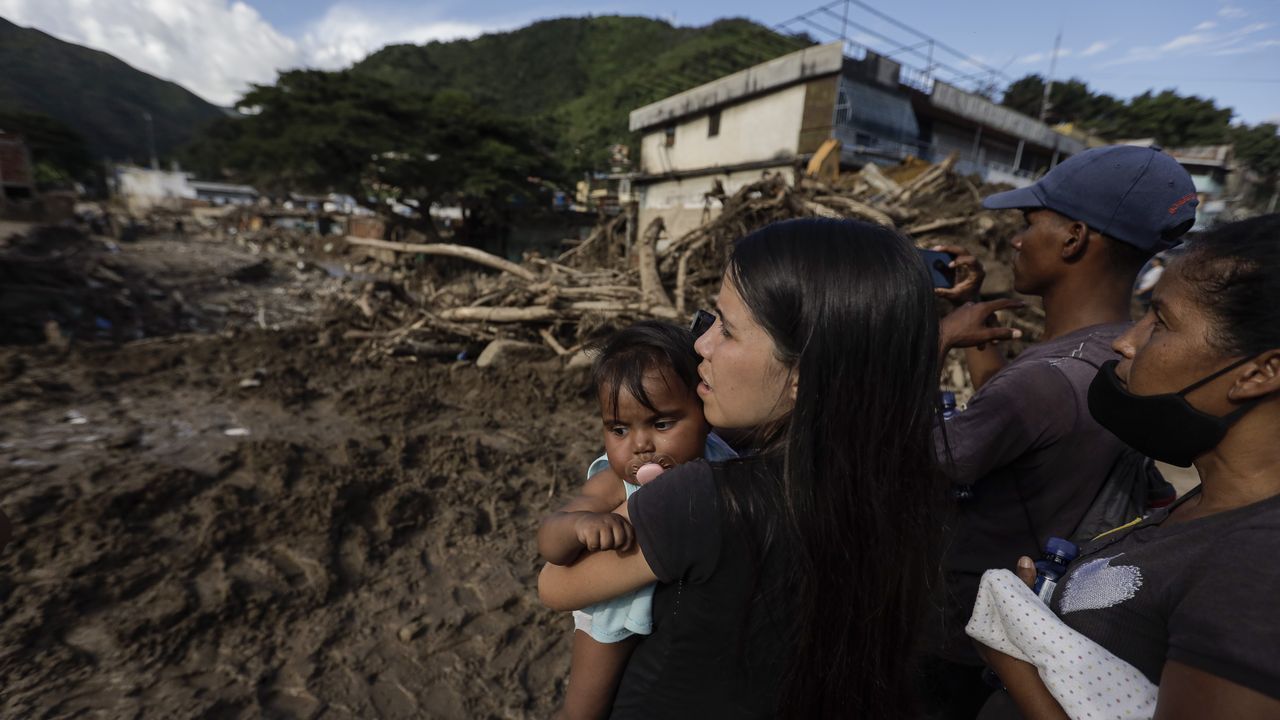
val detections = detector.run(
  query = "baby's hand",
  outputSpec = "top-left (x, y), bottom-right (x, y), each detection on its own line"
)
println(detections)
top-left (574, 511), bottom-right (634, 553)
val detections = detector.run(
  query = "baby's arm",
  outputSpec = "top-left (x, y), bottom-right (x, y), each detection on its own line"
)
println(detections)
top-left (537, 467), bottom-right (630, 566)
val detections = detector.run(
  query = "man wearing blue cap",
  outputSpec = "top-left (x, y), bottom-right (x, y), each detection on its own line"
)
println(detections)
top-left (920, 145), bottom-right (1198, 720)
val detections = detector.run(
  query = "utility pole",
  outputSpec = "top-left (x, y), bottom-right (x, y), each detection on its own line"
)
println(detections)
top-left (143, 111), bottom-right (159, 170)
top-left (1038, 30), bottom-right (1062, 123)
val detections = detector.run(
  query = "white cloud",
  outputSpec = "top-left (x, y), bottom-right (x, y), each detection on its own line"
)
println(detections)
top-left (1079, 40), bottom-right (1111, 57)
top-left (1194, 20), bottom-right (1217, 31)
top-left (0, 0), bottom-right (298, 105)
top-left (0, 0), bottom-right (506, 105)
top-left (1097, 18), bottom-right (1276, 67)
top-left (1219, 4), bottom-right (1247, 18)
top-left (298, 5), bottom-right (493, 70)
top-left (1014, 48), bottom-right (1072, 65)
top-left (1161, 32), bottom-right (1212, 51)
top-left (1210, 37), bottom-right (1280, 55)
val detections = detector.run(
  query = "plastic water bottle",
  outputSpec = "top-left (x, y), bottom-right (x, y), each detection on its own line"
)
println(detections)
top-left (941, 391), bottom-right (958, 420)
top-left (1033, 537), bottom-right (1079, 604)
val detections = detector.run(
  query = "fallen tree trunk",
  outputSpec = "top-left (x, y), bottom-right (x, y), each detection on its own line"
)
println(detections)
top-left (905, 216), bottom-right (969, 235)
top-left (636, 218), bottom-right (673, 309)
top-left (345, 236), bottom-right (536, 282)
top-left (813, 196), bottom-right (896, 227)
top-left (439, 306), bottom-right (558, 322)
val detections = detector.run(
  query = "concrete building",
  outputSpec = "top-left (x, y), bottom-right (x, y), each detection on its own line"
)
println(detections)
top-left (629, 42), bottom-right (1085, 239)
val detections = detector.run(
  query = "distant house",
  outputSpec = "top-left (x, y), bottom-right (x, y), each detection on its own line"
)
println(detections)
top-left (629, 42), bottom-right (1084, 239)
top-left (190, 180), bottom-right (259, 206)
top-left (113, 164), bottom-right (196, 213)
top-left (0, 131), bottom-right (35, 205)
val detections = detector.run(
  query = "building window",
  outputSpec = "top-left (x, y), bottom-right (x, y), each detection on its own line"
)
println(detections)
top-left (835, 89), bottom-right (852, 126)
top-left (664, 125), bottom-right (676, 148)
top-left (708, 110), bottom-right (721, 137)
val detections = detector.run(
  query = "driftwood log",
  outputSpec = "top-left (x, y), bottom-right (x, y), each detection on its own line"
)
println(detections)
top-left (345, 236), bottom-right (536, 281)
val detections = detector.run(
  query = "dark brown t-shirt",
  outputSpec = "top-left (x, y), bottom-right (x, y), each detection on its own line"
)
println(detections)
top-left (979, 487), bottom-right (1280, 719)
top-left (931, 323), bottom-right (1131, 663)
top-left (1051, 487), bottom-right (1280, 696)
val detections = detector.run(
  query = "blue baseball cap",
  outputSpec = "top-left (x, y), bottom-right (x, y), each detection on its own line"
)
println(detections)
top-left (983, 145), bottom-right (1198, 252)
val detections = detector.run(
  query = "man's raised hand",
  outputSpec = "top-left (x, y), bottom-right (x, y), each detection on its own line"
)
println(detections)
top-left (941, 299), bottom-right (1025, 352)
top-left (931, 244), bottom-right (984, 304)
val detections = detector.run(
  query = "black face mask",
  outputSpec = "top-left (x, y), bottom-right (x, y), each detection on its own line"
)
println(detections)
top-left (1087, 357), bottom-right (1262, 468)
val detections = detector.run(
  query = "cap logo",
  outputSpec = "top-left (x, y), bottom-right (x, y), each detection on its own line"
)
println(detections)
top-left (1168, 193), bottom-right (1195, 215)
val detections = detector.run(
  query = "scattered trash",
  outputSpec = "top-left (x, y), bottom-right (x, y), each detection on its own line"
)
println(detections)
top-left (66, 410), bottom-right (88, 425)
top-left (223, 427), bottom-right (251, 437)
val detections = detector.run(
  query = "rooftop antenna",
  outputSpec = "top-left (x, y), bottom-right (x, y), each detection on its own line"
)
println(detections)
top-left (1038, 29), bottom-right (1062, 123)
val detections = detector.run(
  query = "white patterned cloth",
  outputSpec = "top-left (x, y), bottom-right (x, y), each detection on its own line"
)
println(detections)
top-left (966, 569), bottom-right (1157, 719)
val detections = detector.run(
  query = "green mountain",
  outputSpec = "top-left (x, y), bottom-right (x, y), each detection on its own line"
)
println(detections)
top-left (0, 16), bottom-right (226, 163)
top-left (352, 16), bottom-right (809, 172)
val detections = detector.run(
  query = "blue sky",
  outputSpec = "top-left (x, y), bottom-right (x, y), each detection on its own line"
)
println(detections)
top-left (1, 0), bottom-right (1277, 125)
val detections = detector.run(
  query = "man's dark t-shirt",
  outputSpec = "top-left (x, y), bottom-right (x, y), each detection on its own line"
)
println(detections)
top-left (612, 458), bottom-right (794, 719)
top-left (932, 323), bottom-right (1130, 663)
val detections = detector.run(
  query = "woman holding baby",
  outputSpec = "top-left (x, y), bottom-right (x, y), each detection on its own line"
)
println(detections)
top-left (539, 218), bottom-right (946, 718)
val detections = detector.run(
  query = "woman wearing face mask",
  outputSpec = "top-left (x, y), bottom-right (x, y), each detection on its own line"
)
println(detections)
top-left (539, 219), bottom-right (944, 718)
top-left (977, 214), bottom-right (1280, 719)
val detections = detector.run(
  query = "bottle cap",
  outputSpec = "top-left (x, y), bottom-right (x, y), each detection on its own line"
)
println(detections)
top-left (1044, 536), bottom-right (1079, 562)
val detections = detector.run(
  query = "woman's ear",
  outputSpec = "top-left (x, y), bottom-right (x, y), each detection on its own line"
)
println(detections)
top-left (1229, 350), bottom-right (1280, 402)
top-left (789, 371), bottom-right (800, 402)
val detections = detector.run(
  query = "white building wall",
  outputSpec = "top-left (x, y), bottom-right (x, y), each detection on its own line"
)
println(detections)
top-left (637, 165), bottom-right (797, 244)
top-left (638, 84), bottom-right (808, 175)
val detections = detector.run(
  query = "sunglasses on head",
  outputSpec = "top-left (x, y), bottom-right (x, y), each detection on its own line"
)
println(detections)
top-left (689, 309), bottom-right (716, 339)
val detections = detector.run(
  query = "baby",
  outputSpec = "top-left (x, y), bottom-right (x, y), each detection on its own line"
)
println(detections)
top-left (536, 320), bottom-right (735, 720)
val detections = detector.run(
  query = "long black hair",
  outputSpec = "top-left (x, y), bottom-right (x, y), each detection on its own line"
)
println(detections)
top-left (1179, 214), bottom-right (1280, 354)
top-left (723, 218), bottom-right (943, 717)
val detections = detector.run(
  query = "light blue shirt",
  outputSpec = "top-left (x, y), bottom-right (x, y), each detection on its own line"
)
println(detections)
top-left (577, 432), bottom-right (737, 643)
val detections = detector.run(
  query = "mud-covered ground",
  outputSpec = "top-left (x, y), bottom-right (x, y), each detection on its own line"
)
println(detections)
top-left (1, 230), bottom-right (598, 718)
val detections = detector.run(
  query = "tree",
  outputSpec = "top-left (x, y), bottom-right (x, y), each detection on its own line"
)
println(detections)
top-left (1229, 123), bottom-right (1280, 205)
top-left (1230, 123), bottom-right (1280, 177)
top-left (1120, 90), bottom-right (1232, 147)
top-left (0, 110), bottom-right (96, 188)
top-left (1001, 74), bottom-right (1045, 118)
top-left (182, 70), bottom-right (561, 229)
top-left (1000, 74), bottom-right (1233, 147)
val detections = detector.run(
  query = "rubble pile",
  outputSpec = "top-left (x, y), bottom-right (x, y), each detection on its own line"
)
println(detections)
top-left (0, 226), bottom-right (189, 345)
top-left (338, 155), bottom-right (1042, 396)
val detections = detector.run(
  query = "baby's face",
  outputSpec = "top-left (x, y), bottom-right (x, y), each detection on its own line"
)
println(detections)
top-left (600, 367), bottom-right (709, 484)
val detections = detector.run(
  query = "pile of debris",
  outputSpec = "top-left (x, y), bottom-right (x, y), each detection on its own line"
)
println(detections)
top-left (0, 226), bottom-right (188, 345)
top-left (337, 154), bottom-right (1041, 391)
